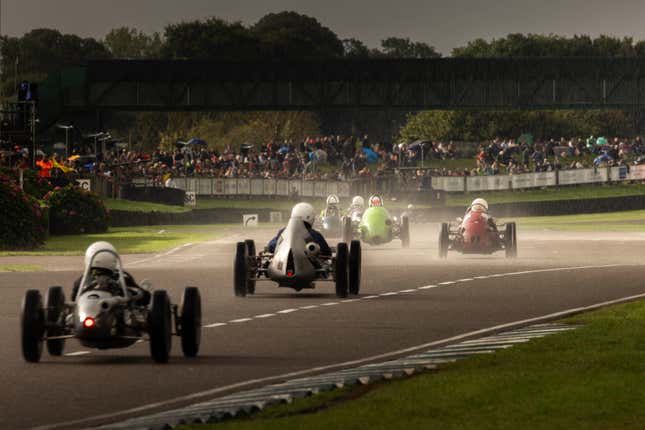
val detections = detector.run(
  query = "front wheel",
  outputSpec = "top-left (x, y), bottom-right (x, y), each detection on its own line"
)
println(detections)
top-left (21, 290), bottom-right (45, 363)
top-left (349, 240), bottom-right (362, 295)
top-left (45, 286), bottom-right (66, 356)
top-left (335, 242), bottom-right (349, 298)
top-left (234, 242), bottom-right (249, 297)
top-left (401, 216), bottom-right (410, 248)
top-left (149, 290), bottom-right (172, 363)
top-left (180, 287), bottom-right (201, 358)
top-left (439, 223), bottom-right (449, 259)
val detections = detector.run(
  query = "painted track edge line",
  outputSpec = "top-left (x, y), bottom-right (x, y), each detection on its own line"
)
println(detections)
top-left (35, 289), bottom-right (645, 430)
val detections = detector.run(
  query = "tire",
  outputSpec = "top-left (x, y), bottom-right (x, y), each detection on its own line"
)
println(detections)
top-left (244, 239), bottom-right (256, 295)
top-left (349, 240), bottom-right (362, 295)
top-left (180, 287), bottom-right (201, 358)
top-left (335, 242), bottom-right (349, 298)
top-left (149, 290), bottom-right (172, 363)
top-left (439, 223), bottom-right (449, 259)
top-left (342, 217), bottom-right (353, 244)
top-left (505, 222), bottom-right (517, 258)
top-left (234, 242), bottom-right (248, 297)
top-left (401, 216), bottom-right (410, 248)
top-left (21, 290), bottom-right (45, 363)
top-left (45, 286), bottom-right (66, 356)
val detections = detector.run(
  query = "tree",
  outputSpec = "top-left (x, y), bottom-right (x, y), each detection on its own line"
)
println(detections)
top-left (342, 38), bottom-right (370, 58)
top-left (252, 12), bottom-right (344, 59)
top-left (161, 18), bottom-right (260, 60)
top-left (379, 37), bottom-right (441, 58)
top-left (104, 27), bottom-right (162, 59)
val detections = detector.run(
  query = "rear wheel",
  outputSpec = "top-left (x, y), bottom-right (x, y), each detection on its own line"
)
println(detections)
top-left (505, 222), bottom-right (517, 258)
top-left (234, 242), bottom-right (249, 297)
top-left (349, 240), bottom-right (362, 295)
top-left (439, 223), bottom-right (449, 259)
top-left (342, 217), bottom-right (353, 244)
top-left (45, 286), bottom-right (66, 356)
top-left (149, 290), bottom-right (172, 363)
top-left (21, 290), bottom-right (45, 363)
top-left (180, 287), bottom-right (201, 358)
top-left (401, 216), bottom-right (410, 248)
top-left (335, 242), bottom-right (349, 298)
top-left (244, 240), bottom-right (256, 295)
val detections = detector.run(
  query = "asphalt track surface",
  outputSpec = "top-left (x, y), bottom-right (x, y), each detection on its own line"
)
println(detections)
top-left (2, 225), bottom-right (645, 429)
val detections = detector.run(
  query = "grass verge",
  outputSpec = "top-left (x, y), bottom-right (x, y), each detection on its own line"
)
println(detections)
top-left (0, 264), bottom-right (44, 272)
top-left (0, 224), bottom-right (235, 256)
top-left (446, 183), bottom-right (645, 207)
top-left (182, 299), bottom-right (645, 430)
top-left (104, 198), bottom-right (191, 213)
top-left (507, 209), bottom-right (645, 231)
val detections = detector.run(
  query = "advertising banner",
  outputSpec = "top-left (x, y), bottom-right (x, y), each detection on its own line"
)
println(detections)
top-left (237, 178), bottom-right (251, 195)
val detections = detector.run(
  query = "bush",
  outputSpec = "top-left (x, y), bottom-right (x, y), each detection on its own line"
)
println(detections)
top-left (0, 167), bottom-right (55, 199)
top-left (46, 185), bottom-right (109, 235)
top-left (0, 174), bottom-right (47, 249)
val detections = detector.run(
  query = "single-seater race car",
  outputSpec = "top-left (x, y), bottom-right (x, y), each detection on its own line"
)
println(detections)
top-left (20, 242), bottom-right (202, 363)
top-left (318, 194), bottom-right (343, 237)
top-left (342, 195), bottom-right (410, 248)
top-left (235, 217), bottom-right (361, 298)
top-left (438, 199), bottom-right (517, 258)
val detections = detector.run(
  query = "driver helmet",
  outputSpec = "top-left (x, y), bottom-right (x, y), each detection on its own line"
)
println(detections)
top-left (368, 195), bottom-right (383, 207)
top-left (351, 195), bottom-right (364, 209)
top-left (469, 198), bottom-right (489, 213)
top-left (84, 241), bottom-right (119, 275)
top-left (326, 194), bottom-right (340, 206)
top-left (291, 202), bottom-right (316, 226)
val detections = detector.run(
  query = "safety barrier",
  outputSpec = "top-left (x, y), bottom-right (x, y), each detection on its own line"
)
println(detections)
top-left (131, 177), bottom-right (352, 197)
top-left (431, 166), bottom-right (645, 192)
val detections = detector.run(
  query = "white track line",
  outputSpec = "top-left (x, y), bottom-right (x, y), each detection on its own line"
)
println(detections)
top-left (64, 351), bottom-right (90, 357)
top-left (299, 305), bottom-right (319, 310)
top-left (277, 308), bottom-right (298, 314)
top-left (321, 302), bottom-right (339, 306)
top-left (203, 323), bottom-right (227, 328)
top-left (229, 318), bottom-right (253, 323)
top-left (40, 288), bottom-right (645, 430)
top-left (254, 314), bottom-right (276, 319)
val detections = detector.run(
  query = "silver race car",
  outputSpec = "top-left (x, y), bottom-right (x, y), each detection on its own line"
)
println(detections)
top-left (20, 242), bottom-right (202, 363)
top-left (234, 216), bottom-right (361, 298)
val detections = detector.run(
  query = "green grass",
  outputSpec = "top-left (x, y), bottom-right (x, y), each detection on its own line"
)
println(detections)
top-left (104, 198), bottom-right (191, 213)
top-left (0, 264), bottom-right (44, 272)
top-left (0, 225), bottom-right (234, 256)
top-left (183, 299), bottom-right (645, 430)
top-left (446, 183), bottom-right (645, 207)
top-left (505, 209), bottom-right (645, 231)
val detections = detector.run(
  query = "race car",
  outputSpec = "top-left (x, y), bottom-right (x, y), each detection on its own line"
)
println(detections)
top-left (438, 209), bottom-right (517, 258)
top-left (318, 194), bottom-right (343, 237)
top-left (20, 242), bottom-right (202, 363)
top-left (342, 195), bottom-right (410, 248)
top-left (234, 216), bottom-right (362, 298)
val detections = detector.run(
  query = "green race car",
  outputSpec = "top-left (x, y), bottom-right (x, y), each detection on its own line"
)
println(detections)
top-left (342, 195), bottom-right (410, 248)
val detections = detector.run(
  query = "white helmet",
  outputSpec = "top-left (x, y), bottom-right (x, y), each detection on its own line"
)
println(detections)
top-left (470, 198), bottom-right (489, 213)
top-left (291, 202), bottom-right (316, 225)
top-left (326, 194), bottom-right (340, 205)
top-left (368, 195), bottom-right (383, 207)
top-left (84, 241), bottom-right (119, 272)
top-left (351, 196), bottom-right (364, 208)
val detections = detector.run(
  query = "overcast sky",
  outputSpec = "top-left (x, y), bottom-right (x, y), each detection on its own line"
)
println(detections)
top-left (6, 0), bottom-right (645, 54)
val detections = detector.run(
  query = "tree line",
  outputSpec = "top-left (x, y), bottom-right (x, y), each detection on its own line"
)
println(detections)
top-left (5, 12), bottom-right (645, 148)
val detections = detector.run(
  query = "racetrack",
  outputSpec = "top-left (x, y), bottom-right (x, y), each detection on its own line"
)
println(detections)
top-left (2, 224), bottom-right (645, 429)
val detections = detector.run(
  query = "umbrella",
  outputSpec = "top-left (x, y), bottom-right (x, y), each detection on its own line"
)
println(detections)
top-left (596, 137), bottom-right (609, 146)
top-left (362, 147), bottom-right (379, 164)
top-left (187, 138), bottom-right (206, 146)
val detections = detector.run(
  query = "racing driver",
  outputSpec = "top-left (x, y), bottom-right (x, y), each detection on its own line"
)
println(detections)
top-left (267, 202), bottom-right (331, 255)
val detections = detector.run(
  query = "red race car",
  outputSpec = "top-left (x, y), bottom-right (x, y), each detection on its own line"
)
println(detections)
top-left (438, 203), bottom-right (517, 259)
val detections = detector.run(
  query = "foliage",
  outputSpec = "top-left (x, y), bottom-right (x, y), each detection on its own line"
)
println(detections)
top-left (342, 38), bottom-right (371, 58)
top-left (378, 37), bottom-right (441, 58)
top-left (0, 174), bottom-right (46, 250)
top-left (0, 167), bottom-right (54, 199)
top-left (400, 109), bottom-right (635, 141)
top-left (452, 33), bottom-right (644, 57)
top-left (252, 12), bottom-right (344, 59)
top-left (161, 18), bottom-right (260, 60)
top-left (45, 185), bottom-right (108, 235)
top-left (104, 27), bottom-right (163, 59)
